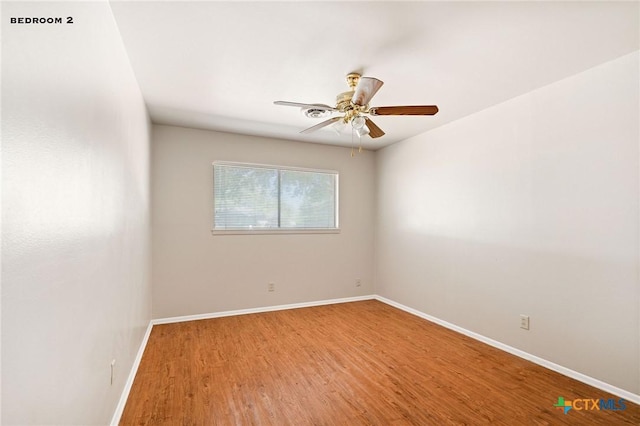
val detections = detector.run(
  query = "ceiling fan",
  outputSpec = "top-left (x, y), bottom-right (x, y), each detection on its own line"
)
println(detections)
top-left (274, 73), bottom-right (438, 139)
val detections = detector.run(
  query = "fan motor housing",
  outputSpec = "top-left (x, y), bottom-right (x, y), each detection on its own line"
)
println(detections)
top-left (336, 91), bottom-right (354, 112)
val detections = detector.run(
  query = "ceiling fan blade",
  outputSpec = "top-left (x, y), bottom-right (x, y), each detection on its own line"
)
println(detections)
top-left (369, 105), bottom-right (439, 116)
top-left (274, 101), bottom-right (338, 111)
top-left (300, 117), bottom-right (342, 134)
top-left (365, 118), bottom-right (385, 138)
top-left (351, 77), bottom-right (384, 107)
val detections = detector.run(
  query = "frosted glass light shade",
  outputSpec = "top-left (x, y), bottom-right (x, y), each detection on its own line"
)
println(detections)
top-left (351, 116), bottom-right (365, 130)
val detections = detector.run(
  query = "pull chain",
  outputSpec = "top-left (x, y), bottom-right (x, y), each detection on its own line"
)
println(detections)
top-left (349, 123), bottom-right (364, 157)
top-left (351, 127), bottom-right (355, 157)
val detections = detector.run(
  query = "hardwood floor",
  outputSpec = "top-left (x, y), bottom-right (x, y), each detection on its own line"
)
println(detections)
top-left (120, 300), bottom-right (639, 425)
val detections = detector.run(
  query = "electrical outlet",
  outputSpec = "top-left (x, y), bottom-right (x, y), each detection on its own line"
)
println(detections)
top-left (520, 315), bottom-right (530, 330)
top-left (355, 279), bottom-right (361, 287)
top-left (268, 282), bottom-right (275, 292)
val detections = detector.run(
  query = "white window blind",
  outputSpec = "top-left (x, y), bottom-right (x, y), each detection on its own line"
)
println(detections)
top-left (214, 163), bottom-right (338, 231)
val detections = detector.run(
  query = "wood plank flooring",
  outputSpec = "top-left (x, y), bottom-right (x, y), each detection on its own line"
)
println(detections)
top-left (120, 300), bottom-right (640, 425)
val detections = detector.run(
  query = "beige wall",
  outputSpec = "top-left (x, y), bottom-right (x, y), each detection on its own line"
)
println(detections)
top-left (151, 125), bottom-right (375, 318)
top-left (375, 52), bottom-right (640, 394)
top-left (1, 2), bottom-right (152, 424)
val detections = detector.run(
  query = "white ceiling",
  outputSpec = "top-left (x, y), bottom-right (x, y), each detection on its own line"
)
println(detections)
top-left (109, 1), bottom-right (638, 150)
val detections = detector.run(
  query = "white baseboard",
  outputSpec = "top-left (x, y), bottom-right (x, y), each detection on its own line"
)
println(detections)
top-left (374, 295), bottom-right (640, 405)
top-left (111, 293), bottom-right (639, 425)
top-left (151, 294), bottom-right (376, 325)
top-left (110, 321), bottom-right (154, 426)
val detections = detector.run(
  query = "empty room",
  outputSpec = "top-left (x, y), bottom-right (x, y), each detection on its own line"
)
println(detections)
top-left (2, 1), bottom-right (639, 425)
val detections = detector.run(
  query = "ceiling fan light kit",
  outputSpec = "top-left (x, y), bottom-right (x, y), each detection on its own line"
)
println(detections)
top-left (351, 115), bottom-right (366, 130)
top-left (355, 126), bottom-right (370, 138)
top-left (274, 72), bottom-right (439, 144)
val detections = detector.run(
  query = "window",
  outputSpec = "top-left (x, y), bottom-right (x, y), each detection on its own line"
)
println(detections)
top-left (213, 162), bottom-right (338, 233)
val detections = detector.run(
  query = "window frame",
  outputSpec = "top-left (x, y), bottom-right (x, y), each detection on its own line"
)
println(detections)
top-left (211, 161), bottom-right (340, 235)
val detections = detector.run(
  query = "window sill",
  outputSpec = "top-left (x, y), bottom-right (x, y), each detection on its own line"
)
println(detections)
top-left (211, 228), bottom-right (341, 236)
